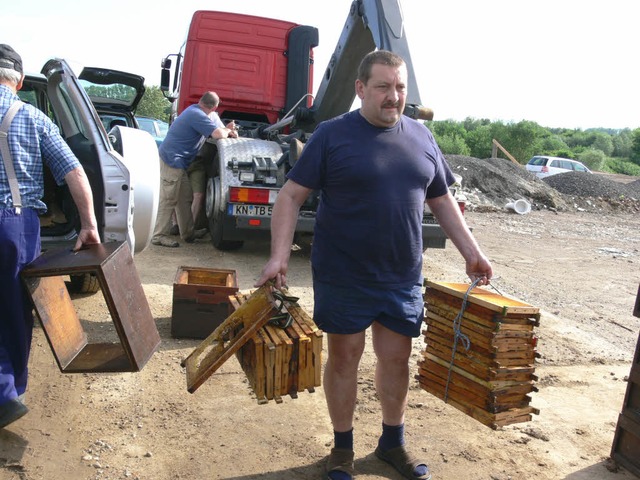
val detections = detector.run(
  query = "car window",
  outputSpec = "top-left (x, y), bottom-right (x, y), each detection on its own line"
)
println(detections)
top-left (549, 160), bottom-right (561, 168)
top-left (51, 80), bottom-right (87, 139)
top-left (157, 121), bottom-right (168, 137)
top-left (559, 160), bottom-right (574, 170)
top-left (100, 114), bottom-right (130, 131)
top-left (18, 80), bottom-right (58, 126)
top-left (574, 163), bottom-right (588, 172)
top-left (528, 157), bottom-right (547, 166)
top-left (79, 79), bottom-right (138, 107)
top-left (136, 117), bottom-right (156, 135)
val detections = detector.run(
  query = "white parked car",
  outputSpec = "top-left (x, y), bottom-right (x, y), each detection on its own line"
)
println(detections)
top-left (19, 59), bottom-right (160, 291)
top-left (526, 155), bottom-right (592, 179)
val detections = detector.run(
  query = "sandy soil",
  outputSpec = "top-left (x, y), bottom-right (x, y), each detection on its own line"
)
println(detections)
top-left (1, 209), bottom-right (639, 480)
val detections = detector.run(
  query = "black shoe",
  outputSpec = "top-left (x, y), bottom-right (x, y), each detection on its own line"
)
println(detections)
top-left (0, 398), bottom-right (29, 429)
top-left (184, 228), bottom-right (208, 243)
top-left (151, 237), bottom-right (180, 248)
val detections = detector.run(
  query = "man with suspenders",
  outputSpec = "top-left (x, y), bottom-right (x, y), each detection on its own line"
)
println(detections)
top-left (0, 44), bottom-right (100, 429)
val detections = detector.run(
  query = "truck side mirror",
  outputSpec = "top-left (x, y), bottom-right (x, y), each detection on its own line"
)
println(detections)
top-left (160, 57), bottom-right (172, 92)
top-left (160, 68), bottom-right (171, 92)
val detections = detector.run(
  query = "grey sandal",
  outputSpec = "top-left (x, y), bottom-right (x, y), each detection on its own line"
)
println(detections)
top-left (375, 445), bottom-right (431, 480)
top-left (326, 447), bottom-right (355, 479)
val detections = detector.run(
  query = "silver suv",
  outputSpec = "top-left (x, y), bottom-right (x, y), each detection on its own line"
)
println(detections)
top-left (20, 59), bottom-right (160, 290)
top-left (526, 155), bottom-right (592, 179)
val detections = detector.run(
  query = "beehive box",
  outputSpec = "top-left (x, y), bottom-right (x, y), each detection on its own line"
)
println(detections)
top-left (418, 281), bottom-right (540, 429)
top-left (171, 267), bottom-right (238, 339)
top-left (230, 290), bottom-right (323, 404)
top-left (20, 242), bottom-right (160, 373)
top-left (611, 287), bottom-right (640, 477)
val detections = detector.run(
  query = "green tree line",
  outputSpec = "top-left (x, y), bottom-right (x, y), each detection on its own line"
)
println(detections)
top-left (426, 118), bottom-right (640, 176)
top-left (93, 84), bottom-right (640, 178)
top-left (84, 84), bottom-right (172, 122)
top-left (136, 85), bottom-right (172, 122)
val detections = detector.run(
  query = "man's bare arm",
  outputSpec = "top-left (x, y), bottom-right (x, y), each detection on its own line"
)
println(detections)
top-left (255, 179), bottom-right (312, 288)
top-left (64, 167), bottom-right (101, 250)
top-left (427, 192), bottom-right (493, 284)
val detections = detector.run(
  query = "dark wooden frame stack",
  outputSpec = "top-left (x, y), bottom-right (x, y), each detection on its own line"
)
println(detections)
top-left (610, 283), bottom-right (640, 477)
top-left (418, 281), bottom-right (540, 429)
top-left (20, 242), bottom-right (160, 373)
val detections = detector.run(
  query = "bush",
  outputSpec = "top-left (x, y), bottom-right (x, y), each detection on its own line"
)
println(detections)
top-left (437, 134), bottom-right (471, 156)
top-left (578, 148), bottom-right (606, 172)
top-left (603, 157), bottom-right (640, 176)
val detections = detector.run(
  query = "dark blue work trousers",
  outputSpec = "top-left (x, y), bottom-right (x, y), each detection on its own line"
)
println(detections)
top-left (0, 208), bottom-right (40, 406)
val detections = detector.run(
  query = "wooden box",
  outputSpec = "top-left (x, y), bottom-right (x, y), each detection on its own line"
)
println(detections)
top-left (418, 281), bottom-right (540, 429)
top-left (611, 325), bottom-right (640, 477)
top-left (612, 414), bottom-right (640, 477)
top-left (171, 267), bottom-right (238, 339)
top-left (230, 290), bottom-right (323, 404)
top-left (20, 242), bottom-right (160, 373)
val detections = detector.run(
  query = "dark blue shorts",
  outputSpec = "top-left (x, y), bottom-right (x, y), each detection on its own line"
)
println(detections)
top-left (312, 277), bottom-right (424, 337)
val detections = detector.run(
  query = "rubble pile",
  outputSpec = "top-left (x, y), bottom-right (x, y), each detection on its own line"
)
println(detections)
top-left (444, 155), bottom-right (640, 213)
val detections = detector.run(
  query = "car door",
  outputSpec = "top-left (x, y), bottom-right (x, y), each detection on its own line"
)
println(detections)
top-left (23, 59), bottom-right (158, 254)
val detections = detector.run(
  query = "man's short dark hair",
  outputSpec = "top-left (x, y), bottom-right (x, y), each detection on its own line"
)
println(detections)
top-left (0, 44), bottom-right (23, 74)
top-left (357, 50), bottom-right (405, 85)
top-left (200, 91), bottom-right (219, 109)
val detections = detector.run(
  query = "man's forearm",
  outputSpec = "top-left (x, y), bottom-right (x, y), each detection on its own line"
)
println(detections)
top-left (428, 193), bottom-right (480, 260)
top-left (269, 193), bottom-right (301, 263)
top-left (64, 167), bottom-right (98, 230)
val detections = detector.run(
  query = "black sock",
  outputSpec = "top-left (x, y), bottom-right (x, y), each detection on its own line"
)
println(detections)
top-left (378, 422), bottom-right (404, 451)
top-left (329, 429), bottom-right (354, 480)
top-left (334, 428), bottom-right (354, 451)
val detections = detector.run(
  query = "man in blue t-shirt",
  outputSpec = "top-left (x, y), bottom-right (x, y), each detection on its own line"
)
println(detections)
top-left (151, 91), bottom-right (237, 247)
top-left (256, 51), bottom-right (492, 480)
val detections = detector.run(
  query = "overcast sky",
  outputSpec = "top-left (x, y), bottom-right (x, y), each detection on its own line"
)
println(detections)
top-left (4, 0), bottom-right (639, 130)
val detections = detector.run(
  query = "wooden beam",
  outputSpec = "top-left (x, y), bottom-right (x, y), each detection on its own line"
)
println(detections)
top-left (492, 138), bottom-right (520, 165)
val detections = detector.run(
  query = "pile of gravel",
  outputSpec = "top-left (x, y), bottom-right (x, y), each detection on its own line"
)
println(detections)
top-left (543, 171), bottom-right (640, 199)
top-left (443, 154), bottom-right (639, 213)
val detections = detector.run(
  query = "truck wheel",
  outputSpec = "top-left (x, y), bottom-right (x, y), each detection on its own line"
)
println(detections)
top-left (69, 273), bottom-right (100, 294)
top-left (206, 176), bottom-right (243, 251)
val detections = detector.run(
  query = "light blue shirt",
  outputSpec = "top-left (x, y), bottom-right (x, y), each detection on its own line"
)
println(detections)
top-left (158, 104), bottom-right (224, 169)
top-left (0, 85), bottom-right (80, 212)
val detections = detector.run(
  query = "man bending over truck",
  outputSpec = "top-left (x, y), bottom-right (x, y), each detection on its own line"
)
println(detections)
top-left (152, 91), bottom-right (237, 248)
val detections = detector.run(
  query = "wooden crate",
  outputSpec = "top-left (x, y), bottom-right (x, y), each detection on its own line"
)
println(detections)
top-left (20, 242), bottom-right (160, 373)
top-left (418, 281), bottom-right (540, 429)
top-left (611, 285), bottom-right (640, 479)
top-left (171, 267), bottom-right (238, 339)
top-left (231, 290), bottom-right (323, 404)
top-left (612, 413), bottom-right (640, 478)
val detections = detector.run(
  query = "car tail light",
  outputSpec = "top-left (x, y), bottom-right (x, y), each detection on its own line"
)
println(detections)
top-left (229, 187), bottom-right (271, 204)
top-left (457, 201), bottom-right (465, 215)
top-left (541, 166), bottom-right (549, 173)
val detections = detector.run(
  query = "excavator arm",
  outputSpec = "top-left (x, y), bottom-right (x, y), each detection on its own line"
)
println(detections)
top-left (295, 0), bottom-right (431, 131)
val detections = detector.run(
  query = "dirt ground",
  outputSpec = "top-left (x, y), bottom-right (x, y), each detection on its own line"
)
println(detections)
top-left (1, 207), bottom-right (639, 480)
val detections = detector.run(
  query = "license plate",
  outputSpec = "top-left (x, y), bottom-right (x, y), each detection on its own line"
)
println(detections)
top-left (229, 204), bottom-right (273, 217)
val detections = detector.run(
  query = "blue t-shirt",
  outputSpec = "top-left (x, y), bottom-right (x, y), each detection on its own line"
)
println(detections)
top-left (158, 104), bottom-right (224, 169)
top-left (288, 110), bottom-right (455, 287)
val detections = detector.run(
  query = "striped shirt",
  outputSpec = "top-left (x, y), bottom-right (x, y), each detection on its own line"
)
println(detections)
top-left (0, 84), bottom-right (80, 212)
